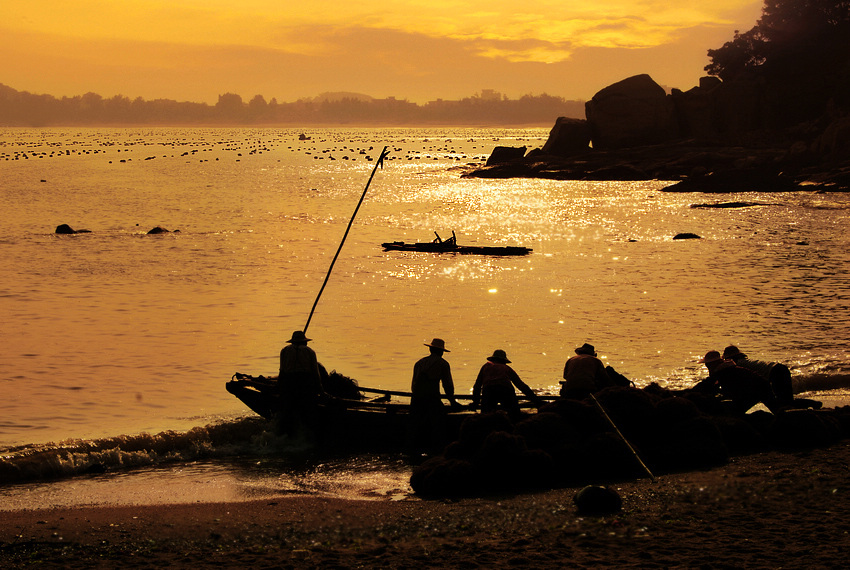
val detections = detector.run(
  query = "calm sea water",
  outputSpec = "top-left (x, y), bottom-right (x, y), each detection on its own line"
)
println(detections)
top-left (2, 127), bottom-right (849, 502)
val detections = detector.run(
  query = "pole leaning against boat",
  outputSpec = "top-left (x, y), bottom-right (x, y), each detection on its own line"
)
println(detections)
top-left (304, 146), bottom-right (390, 335)
top-left (590, 393), bottom-right (656, 482)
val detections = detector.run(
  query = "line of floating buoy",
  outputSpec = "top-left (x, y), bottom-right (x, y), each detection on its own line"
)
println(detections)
top-left (4, 132), bottom-right (512, 165)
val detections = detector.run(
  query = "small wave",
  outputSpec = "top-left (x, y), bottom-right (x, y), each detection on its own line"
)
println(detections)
top-left (794, 373), bottom-right (850, 394)
top-left (0, 416), bottom-right (312, 486)
top-left (4, 373), bottom-right (849, 487)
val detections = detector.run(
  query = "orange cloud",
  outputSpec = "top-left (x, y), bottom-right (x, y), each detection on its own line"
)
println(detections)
top-left (1, 1), bottom-right (764, 103)
top-left (8, 1), bottom-right (761, 56)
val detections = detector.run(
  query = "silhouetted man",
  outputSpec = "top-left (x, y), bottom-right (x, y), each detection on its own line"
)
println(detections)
top-left (560, 342), bottom-right (610, 400)
top-left (409, 338), bottom-right (458, 454)
top-left (700, 350), bottom-right (778, 414)
top-left (471, 349), bottom-right (541, 419)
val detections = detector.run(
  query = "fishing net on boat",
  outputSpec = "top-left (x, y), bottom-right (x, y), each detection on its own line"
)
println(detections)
top-left (323, 369), bottom-right (364, 400)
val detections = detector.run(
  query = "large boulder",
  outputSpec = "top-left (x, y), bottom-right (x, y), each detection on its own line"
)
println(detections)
top-left (55, 224), bottom-right (91, 234)
top-left (671, 77), bottom-right (722, 141)
top-left (585, 74), bottom-right (677, 149)
top-left (573, 485), bottom-right (622, 515)
top-left (541, 117), bottom-right (591, 156)
top-left (147, 226), bottom-right (180, 234)
top-left (485, 146), bottom-right (526, 166)
top-left (669, 76), bottom-right (772, 143)
top-left (467, 71), bottom-right (850, 189)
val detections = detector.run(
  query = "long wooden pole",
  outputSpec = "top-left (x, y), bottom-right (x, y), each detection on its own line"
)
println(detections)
top-left (590, 393), bottom-right (657, 482)
top-left (303, 146), bottom-right (390, 334)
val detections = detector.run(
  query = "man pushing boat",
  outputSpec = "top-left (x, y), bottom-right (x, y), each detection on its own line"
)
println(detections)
top-left (409, 338), bottom-right (460, 455)
top-left (470, 349), bottom-right (543, 419)
top-left (276, 330), bottom-right (326, 436)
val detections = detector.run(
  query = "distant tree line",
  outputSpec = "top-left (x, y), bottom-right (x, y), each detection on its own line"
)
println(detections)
top-left (0, 84), bottom-right (585, 127)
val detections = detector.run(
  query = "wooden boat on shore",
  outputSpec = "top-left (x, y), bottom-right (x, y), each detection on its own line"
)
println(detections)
top-left (382, 231), bottom-right (532, 256)
top-left (226, 371), bottom-right (547, 450)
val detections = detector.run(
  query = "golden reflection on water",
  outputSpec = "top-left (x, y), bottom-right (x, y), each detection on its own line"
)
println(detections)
top-left (3, 127), bottom-right (850, 448)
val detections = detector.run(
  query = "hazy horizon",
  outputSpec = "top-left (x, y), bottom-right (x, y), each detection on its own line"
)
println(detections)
top-left (0, 83), bottom-right (587, 126)
top-left (2, 1), bottom-right (763, 106)
top-left (2, 83), bottom-right (585, 107)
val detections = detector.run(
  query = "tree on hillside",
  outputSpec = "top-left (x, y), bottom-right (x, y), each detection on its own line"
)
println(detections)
top-left (705, 0), bottom-right (850, 124)
top-left (706, 0), bottom-right (850, 80)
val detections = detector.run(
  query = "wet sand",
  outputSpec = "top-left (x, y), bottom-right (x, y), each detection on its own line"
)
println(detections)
top-left (2, 441), bottom-right (849, 568)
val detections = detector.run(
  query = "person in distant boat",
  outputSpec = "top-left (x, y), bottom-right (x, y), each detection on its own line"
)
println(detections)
top-left (470, 349), bottom-right (542, 419)
top-left (699, 350), bottom-right (779, 414)
top-left (409, 338), bottom-right (459, 454)
top-left (432, 231), bottom-right (456, 247)
top-left (277, 330), bottom-right (325, 434)
top-left (721, 345), bottom-right (821, 410)
top-left (560, 343), bottom-right (611, 400)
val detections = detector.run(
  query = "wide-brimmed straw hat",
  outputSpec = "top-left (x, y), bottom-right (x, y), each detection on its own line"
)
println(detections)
top-left (699, 350), bottom-right (723, 364)
top-left (424, 338), bottom-right (450, 352)
top-left (575, 343), bottom-right (597, 356)
top-left (722, 345), bottom-right (747, 360)
top-left (487, 349), bottom-right (511, 364)
top-left (287, 330), bottom-right (311, 343)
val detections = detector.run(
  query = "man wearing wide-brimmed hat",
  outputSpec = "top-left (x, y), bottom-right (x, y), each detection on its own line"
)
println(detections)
top-left (277, 330), bottom-right (324, 434)
top-left (560, 342), bottom-right (611, 400)
top-left (279, 330), bottom-right (321, 382)
top-left (699, 349), bottom-right (779, 414)
top-left (722, 345), bottom-right (796, 406)
top-left (471, 349), bottom-right (542, 419)
top-left (409, 338), bottom-right (458, 453)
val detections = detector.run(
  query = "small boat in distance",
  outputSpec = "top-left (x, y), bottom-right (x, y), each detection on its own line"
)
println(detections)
top-left (382, 231), bottom-right (532, 256)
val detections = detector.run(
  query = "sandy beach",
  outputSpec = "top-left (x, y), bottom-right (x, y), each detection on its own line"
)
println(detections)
top-left (2, 440), bottom-right (848, 568)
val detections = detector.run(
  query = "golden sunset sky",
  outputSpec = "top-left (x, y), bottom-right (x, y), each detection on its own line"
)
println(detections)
top-left (2, 0), bottom-right (763, 103)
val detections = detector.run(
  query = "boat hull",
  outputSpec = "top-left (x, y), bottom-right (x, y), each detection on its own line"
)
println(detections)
top-left (381, 241), bottom-right (532, 256)
top-left (226, 379), bottom-right (475, 451)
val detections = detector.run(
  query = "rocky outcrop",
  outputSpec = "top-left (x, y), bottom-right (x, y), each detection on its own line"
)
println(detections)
top-left (670, 76), bottom-right (722, 140)
top-left (539, 73), bottom-right (783, 154)
top-left (663, 168), bottom-right (802, 193)
top-left (468, 139), bottom-right (798, 185)
top-left (585, 74), bottom-right (677, 150)
top-left (465, 73), bottom-right (850, 191)
top-left (55, 224), bottom-right (91, 234)
top-left (690, 201), bottom-right (764, 209)
top-left (540, 117), bottom-right (591, 156)
top-left (485, 146), bottom-right (526, 166)
top-left (147, 226), bottom-right (179, 234)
